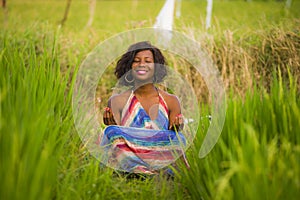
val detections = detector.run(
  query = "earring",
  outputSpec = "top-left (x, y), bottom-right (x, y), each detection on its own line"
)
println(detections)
top-left (125, 73), bottom-right (134, 83)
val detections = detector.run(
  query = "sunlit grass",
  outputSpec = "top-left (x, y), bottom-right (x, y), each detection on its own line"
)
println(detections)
top-left (1, 0), bottom-right (299, 199)
top-left (180, 72), bottom-right (300, 199)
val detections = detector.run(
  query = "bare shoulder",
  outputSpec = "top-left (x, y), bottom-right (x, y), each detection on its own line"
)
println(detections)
top-left (158, 89), bottom-right (180, 108)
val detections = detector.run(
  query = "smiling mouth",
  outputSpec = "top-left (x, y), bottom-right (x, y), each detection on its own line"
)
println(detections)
top-left (135, 70), bottom-right (147, 75)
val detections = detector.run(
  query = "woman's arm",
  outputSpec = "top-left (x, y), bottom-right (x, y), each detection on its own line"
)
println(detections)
top-left (103, 96), bottom-right (121, 125)
top-left (103, 91), bottom-right (130, 125)
top-left (166, 94), bottom-right (184, 131)
top-left (103, 98), bottom-right (117, 125)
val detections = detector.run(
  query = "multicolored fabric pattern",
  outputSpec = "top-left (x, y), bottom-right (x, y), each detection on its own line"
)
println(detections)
top-left (100, 91), bottom-right (187, 174)
top-left (121, 91), bottom-right (169, 130)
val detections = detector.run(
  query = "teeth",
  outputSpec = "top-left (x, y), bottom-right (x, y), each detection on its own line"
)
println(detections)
top-left (137, 70), bottom-right (147, 74)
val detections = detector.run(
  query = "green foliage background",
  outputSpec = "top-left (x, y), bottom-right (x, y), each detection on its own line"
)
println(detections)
top-left (1, 0), bottom-right (299, 199)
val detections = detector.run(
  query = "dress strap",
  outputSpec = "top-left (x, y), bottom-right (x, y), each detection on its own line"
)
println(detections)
top-left (120, 90), bottom-right (134, 124)
top-left (157, 90), bottom-right (169, 115)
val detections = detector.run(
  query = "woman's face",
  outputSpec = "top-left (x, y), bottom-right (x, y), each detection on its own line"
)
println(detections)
top-left (131, 50), bottom-right (155, 83)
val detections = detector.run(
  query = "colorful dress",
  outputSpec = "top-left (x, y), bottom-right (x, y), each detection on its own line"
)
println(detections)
top-left (100, 90), bottom-right (187, 174)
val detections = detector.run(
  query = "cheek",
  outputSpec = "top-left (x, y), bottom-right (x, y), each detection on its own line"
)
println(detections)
top-left (131, 63), bottom-right (138, 69)
top-left (149, 63), bottom-right (155, 69)
top-left (150, 65), bottom-right (155, 76)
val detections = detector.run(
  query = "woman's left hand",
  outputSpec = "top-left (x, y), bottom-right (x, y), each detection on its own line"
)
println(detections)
top-left (169, 114), bottom-right (184, 131)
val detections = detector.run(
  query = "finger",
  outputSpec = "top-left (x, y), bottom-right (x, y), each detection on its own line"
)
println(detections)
top-left (169, 119), bottom-right (175, 130)
top-left (104, 107), bottom-right (117, 125)
top-left (170, 119), bottom-right (179, 131)
top-left (174, 119), bottom-right (180, 131)
top-left (105, 107), bottom-right (110, 117)
top-left (103, 115), bottom-right (108, 125)
top-left (109, 109), bottom-right (114, 119)
top-left (103, 107), bottom-right (111, 125)
top-left (103, 113), bottom-right (109, 125)
top-left (176, 114), bottom-right (184, 129)
top-left (178, 115), bottom-right (183, 125)
top-left (173, 117), bottom-right (178, 127)
top-left (108, 114), bottom-right (115, 125)
top-left (108, 109), bottom-right (116, 125)
top-left (110, 116), bottom-right (116, 125)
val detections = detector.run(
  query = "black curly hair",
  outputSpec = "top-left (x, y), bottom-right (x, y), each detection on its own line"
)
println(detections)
top-left (115, 41), bottom-right (167, 86)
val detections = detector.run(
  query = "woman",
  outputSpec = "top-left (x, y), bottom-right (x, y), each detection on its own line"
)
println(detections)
top-left (100, 41), bottom-right (189, 175)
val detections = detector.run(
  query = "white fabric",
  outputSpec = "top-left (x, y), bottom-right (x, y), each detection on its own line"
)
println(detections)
top-left (153, 0), bottom-right (175, 47)
top-left (206, 0), bottom-right (213, 30)
top-left (153, 0), bottom-right (175, 31)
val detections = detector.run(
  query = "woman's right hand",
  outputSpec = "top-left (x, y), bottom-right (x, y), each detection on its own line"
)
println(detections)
top-left (103, 107), bottom-right (117, 125)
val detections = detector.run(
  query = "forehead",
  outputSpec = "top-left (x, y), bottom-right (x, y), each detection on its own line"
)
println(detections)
top-left (134, 50), bottom-right (153, 58)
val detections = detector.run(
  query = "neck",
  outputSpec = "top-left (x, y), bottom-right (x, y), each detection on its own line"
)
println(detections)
top-left (133, 83), bottom-right (157, 96)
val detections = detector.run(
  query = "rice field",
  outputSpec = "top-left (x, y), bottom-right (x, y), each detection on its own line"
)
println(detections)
top-left (1, 0), bottom-right (300, 199)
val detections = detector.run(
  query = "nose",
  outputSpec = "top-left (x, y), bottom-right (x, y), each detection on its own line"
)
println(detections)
top-left (133, 62), bottom-right (146, 69)
top-left (139, 59), bottom-right (146, 66)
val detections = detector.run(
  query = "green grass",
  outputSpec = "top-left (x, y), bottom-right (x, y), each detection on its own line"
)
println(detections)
top-left (177, 0), bottom-right (300, 31)
top-left (180, 71), bottom-right (300, 199)
top-left (1, 0), bottom-right (300, 199)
